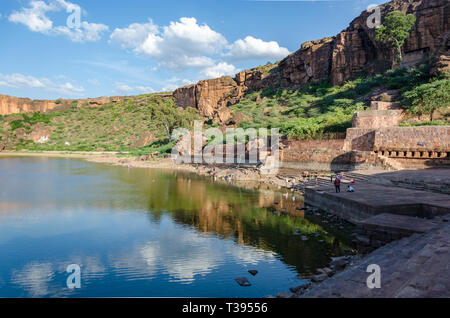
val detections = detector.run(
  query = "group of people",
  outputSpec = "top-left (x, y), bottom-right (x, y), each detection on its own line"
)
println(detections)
top-left (285, 178), bottom-right (296, 188)
top-left (331, 172), bottom-right (355, 193)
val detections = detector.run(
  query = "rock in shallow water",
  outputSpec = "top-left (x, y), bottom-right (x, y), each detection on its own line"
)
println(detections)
top-left (234, 277), bottom-right (251, 287)
top-left (248, 270), bottom-right (258, 276)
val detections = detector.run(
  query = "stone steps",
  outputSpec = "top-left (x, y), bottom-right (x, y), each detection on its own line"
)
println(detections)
top-left (303, 220), bottom-right (450, 297)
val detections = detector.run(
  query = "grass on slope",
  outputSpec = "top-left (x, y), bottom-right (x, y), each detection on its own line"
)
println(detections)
top-left (230, 66), bottom-right (444, 139)
top-left (0, 94), bottom-right (198, 154)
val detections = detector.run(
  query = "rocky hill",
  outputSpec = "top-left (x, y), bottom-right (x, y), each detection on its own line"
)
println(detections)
top-left (173, 0), bottom-right (449, 123)
top-left (0, 94), bottom-right (124, 116)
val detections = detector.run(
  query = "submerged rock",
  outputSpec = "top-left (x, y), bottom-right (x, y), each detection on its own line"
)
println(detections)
top-left (248, 270), bottom-right (258, 276)
top-left (234, 277), bottom-right (251, 287)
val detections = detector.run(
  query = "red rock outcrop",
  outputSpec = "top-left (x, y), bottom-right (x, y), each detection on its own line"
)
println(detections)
top-left (173, 0), bottom-right (449, 118)
top-left (281, 0), bottom-right (449, 87)
top-left (173, 76), bottom-right (245, 123)
top-left (0, 95), bottom-right (123, 116)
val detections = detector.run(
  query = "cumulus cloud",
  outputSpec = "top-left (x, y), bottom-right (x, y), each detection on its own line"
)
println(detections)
top-left (110, 17), bottom-right (289, 80)
top-left (110, 17), bottom-right (227, 72)
top-left (201, 62), bottom-right (239, 78)
top-left (9, 0), bottom-right (108, 43)
top-left (114, 83), bottom-right (134, 95)
top-left (109, 20), bottom-right (158, 49)
top-left (0, 73), bottom-right (45, 88)
top-left (0, 72), bottom-right (84, 96)
top-left (226, 36), bottom-right (290, 61)
top-left (136, 86), bottom-right (155, 93)
top-left (161, 78), bottom-right (195, 92)
top-left (113, 83), bottom-right (155, 95)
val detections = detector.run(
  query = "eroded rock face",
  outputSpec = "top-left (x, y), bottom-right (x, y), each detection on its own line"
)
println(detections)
top-left (173, 76), bottom-right (244, 123)
top-left (0, 95), bottom-right (58, 115)
top-left (0, 95), bottom-right (123, 116)
top-left (281, 0), bottom-right (449, 87)
top-left (173, 0), bottom-right (449, 117)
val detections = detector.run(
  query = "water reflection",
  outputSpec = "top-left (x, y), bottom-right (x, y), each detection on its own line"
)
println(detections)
top-left (0, 157), bottom-right (353, 297)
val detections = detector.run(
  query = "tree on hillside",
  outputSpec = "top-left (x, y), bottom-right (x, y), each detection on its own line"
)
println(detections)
top-left (375, 10), bottom-right (416, 66)
top-left (147, 97), bottom-right (199, 140)
top-left (403, 79), bottom-right (450, 121)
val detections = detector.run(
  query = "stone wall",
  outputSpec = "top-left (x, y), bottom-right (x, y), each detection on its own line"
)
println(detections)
top-left (281, 140), bottom-right (389, 171)
top-left (352, 110), bottom-right (403, 129)
top-left (374, 126), bottom-right (450, 151)
top-left (344, 126), bottom-right (450, 153)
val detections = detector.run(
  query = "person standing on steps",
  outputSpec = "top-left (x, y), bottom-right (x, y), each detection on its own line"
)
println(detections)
top-left (334, 176), bottom-right (341, 193)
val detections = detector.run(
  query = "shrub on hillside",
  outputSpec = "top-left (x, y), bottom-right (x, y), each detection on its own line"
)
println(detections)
top-left (403, 79), bottom-right (450, 121)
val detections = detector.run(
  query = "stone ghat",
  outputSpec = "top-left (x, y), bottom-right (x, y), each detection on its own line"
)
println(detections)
top-left (344, 126), bottom-right (450, 153)
top-left (302, 217), bottom-right (450, 298)
top-left (304, 181), bottom-right (450, 223)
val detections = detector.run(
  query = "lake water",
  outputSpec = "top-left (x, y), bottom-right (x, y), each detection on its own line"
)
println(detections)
top-left (0, 156), bottom-right (352, 298)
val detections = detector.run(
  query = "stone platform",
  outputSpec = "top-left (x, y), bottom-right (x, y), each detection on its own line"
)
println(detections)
top-left (305, 182), bottom-right (450, 223)
top-left (359, 213), bottom-right (440, 235)
top-left (303, 218), bottom-right (450, 298)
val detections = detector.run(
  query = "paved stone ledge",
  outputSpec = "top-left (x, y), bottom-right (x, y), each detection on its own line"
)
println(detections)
top-left (305, 182), bottom-right (450, 223)
top-left (358, 213), bottom-right (440, 234)
top-left (302, 218), bottom-right (450, 298)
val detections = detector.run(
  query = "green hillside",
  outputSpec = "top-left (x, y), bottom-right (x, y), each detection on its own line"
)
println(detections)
top-left (0, 67), bottom-right (448, 155)
top-left (230, 67), bottom-right (449, 139)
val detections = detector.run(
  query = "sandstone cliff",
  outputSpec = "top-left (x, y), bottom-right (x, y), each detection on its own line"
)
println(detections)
top-left (173, 0), bottom-right (449, 121)
top-left (0, 95), bottom-right (123, 116)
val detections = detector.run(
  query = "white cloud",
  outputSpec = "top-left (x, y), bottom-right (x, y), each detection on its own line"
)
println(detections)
top-left (201, 62), bottom-right (239, 78)
top-left (0, 73), bottom-right (45, 88)
top-left (162, 78), bottom-right (196, 92)
top-left (0, 72), bottom-right (84, 97)
top-left (9, 0), bottom-right (108, 43)
top-left (110, 17), bottom-right (227, 72)
top-left (56, 82), bottom-right (84, 94)
top-left (110, 17), bottom-right (288, 79)
top-left (226, 36), bottom-right (290, 61)
top-left (53, 21), bottom-right (109, 43)
top-left (136, 86), bottom-right (154, 93)
top-left (9, 0), bottom-right (55, 33)
top-left (114, 83), bottom-right (134, 95)
top-left (110, 20), bottom-right (158, 49)
top-left (113, 83), bottom-right (155, 95)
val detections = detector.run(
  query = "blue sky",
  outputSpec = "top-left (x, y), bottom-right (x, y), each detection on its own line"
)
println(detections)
top-left (0, 0), bottom-right (386, 100)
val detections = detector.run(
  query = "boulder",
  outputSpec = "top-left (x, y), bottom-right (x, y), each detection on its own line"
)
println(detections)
top-left (330, 256), bottom-right (350, 270)
top-left (311, 273), bottom-right (328, 283)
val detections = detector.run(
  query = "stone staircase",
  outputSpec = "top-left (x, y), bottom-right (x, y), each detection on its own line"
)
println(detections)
top-left (297, 172), bottom-right (372, 190)
top-left (303, 218), bottom-right (450, 297)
